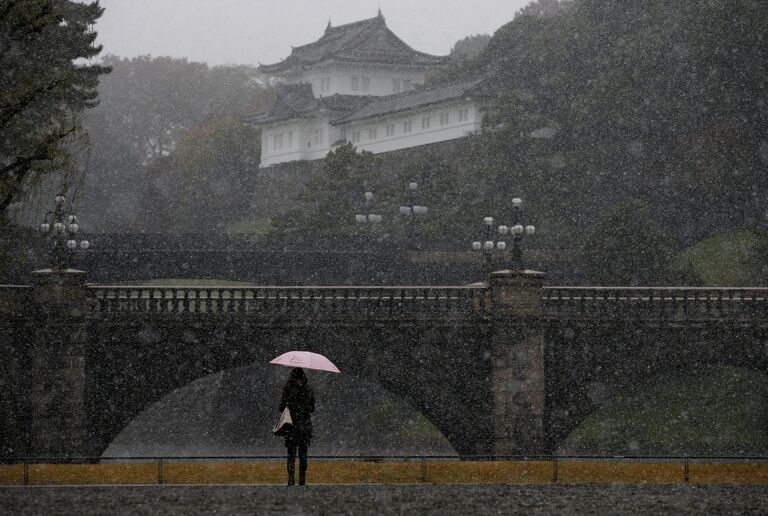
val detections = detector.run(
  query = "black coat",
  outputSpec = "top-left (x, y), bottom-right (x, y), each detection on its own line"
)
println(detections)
top-left (279, 379), bottom-right (315, 442)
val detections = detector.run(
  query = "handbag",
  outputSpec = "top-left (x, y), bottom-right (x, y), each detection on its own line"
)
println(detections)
top-left (272, 407), bottom-right (294, 436)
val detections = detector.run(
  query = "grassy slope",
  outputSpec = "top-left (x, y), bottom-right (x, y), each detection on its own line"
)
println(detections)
top-left (225, 217), bottom-right (272, 235)
top-left (674, 230), bottom-right (763, 286)
top-left (560, 366), bottom-right (768, 456)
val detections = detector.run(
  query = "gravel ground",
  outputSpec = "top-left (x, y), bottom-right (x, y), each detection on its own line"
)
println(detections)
top-left (1, 484), bottom-right (767, 515)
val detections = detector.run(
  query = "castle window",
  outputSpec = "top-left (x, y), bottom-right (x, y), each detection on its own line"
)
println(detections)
top-left (351, 76), bottom-right (360, 91)
top-left (321, 77), bottom-right (331, 93)
top-left (313, 128), bottom-right (324, 146)
top-left (288, 131), bottom-right (293, 148)
top-left (403, 120), bottom-right (412, 133)
top-left (404, 79), bottom-right (412, 91)
top-left (368, 127), bottom-right (377, 140)
top-left (421, 116), bottom-right (430, 130)
top-left (362, 77), bottom-right (370, 92)
top-left (458, 108), bottom-right (469, 122)
top-left (385, 124), bottom-right (395, 137)
top-left (351, 131), bottom-right (361, 143)
top-left (440, 112), bottom-right (449, 125)
top-left (273, 133), bottom-right (284, 150)
top-left (392, 78), bottom-right (401, 93)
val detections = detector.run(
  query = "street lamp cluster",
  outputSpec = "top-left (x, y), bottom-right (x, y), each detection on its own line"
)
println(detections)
top-left (471, 197), bottom-right (535, 273)
top-left (355, 182), bottom-right (428, 240)
top-left (40, 194), bottom-right (89, 269)
top-left (354, 191), bottom-right (383, 226)
top-left (351, 185), bottom-right (536, 272)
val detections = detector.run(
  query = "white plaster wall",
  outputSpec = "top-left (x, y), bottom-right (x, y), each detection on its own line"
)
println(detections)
top-left (288, 65), bottom-right (431, 97)
top-left (260, 116), bottom-right (342, 167)
top-left (259, 101), bottom-right (483, 167)
top-left (260, 120), bottom-right (308, 167)
top-left (344, 101), bottom-right (482, 154)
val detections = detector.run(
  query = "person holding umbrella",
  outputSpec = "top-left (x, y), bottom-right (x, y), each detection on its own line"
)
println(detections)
top-left (271, 351), bottom-right (340, 486)
top-left (279, 367), bottom-right (314, 486)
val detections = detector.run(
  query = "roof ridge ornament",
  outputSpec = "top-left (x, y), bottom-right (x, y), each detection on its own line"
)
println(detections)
top-left (326, 19), bottom-right (332, 33)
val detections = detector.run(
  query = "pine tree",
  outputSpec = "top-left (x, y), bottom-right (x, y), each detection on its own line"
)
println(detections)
top-left (0, 0), bottom-right (109, 217)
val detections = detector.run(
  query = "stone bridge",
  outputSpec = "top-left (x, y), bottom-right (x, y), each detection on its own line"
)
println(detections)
top-left (1, 269), bottom-right (767, 460)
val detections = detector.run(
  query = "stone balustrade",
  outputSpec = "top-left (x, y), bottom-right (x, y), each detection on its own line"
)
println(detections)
top-left (84, 285), bottom-right (489, 318)
top-left (6, 284), bottom-right (768, 321)
top-left (542, 287), bottom-right (768, 321)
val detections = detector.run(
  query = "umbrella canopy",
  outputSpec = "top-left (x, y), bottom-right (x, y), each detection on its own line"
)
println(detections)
top-left (269, 351), bottom-right (341, 373)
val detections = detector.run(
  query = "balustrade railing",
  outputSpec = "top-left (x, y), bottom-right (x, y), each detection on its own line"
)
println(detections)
top-left (86, 285), bottom-right (488, 318)
top-left (543, 287), bottom-right (768, 320)
top-left (6, 283), bottom-right (765, 320)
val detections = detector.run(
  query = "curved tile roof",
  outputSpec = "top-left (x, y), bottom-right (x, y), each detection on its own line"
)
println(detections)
top-left (259, 14), bottom-right (448, 74)
top-left (244, 83), bottom-right (373, 125)
top-left (334, 77), bottom-right (494, 124)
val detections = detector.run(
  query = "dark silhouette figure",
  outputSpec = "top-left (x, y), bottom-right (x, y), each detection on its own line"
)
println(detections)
top-left (279, 367), bottom-right (315, 485)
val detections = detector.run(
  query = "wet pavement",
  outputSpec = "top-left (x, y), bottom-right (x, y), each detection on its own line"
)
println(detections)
top-left (1, 483), bottom-right (767, 515)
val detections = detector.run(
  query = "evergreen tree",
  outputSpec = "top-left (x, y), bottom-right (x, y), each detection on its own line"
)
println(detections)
top-left (0, 0), bottom-right (109, 218)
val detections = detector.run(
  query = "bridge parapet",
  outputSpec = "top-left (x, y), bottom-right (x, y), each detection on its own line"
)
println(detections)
top-left (7, 283), bottom-right (768, 322)
top-left (85, 285), bottom-right (491, 320)
top-left (543, 287), bottom-right (768, 322)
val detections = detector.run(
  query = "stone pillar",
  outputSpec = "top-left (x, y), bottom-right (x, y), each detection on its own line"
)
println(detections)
top-left (28, 269), bottom-right (91, 459)
top-left (489, 269), bottom-right (547, 456)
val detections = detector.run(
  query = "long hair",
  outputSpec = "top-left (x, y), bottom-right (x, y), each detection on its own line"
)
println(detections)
top-left (282, 367), bottom-right (312, 407)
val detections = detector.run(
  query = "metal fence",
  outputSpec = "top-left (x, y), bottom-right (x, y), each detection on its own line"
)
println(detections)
top-left (5, 454), bottom-right (768, 485)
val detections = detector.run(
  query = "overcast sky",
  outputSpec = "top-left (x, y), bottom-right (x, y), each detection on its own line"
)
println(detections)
top-left (95, 0), bottom-right (533, 67)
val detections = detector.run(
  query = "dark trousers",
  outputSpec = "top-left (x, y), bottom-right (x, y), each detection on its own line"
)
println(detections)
top-left (286, 439), bottom-right (308, 485)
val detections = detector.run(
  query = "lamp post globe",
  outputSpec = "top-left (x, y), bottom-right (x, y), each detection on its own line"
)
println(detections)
top-left (40, 194), bottom-right (89, 270)
top-left (471, 196), bottom-right (536, 275)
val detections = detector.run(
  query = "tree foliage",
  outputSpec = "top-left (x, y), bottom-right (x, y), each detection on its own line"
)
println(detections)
top-left (0, 0), bottom-right (108, 218)
top-left (77, 56), bottom-right (273, 230)
top-left (580, 200), bottom-right (699, 286)
top-left (138, 116), bottom-right (260, 231)
top-left (464, 0), bottom-right (768, 282)
top-left (272, 143), bottom-right (384, 239)
top-left (450, 34), bottom-right (491, 61)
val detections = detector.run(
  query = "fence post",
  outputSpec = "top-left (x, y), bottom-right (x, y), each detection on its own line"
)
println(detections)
top-left (157, 458), bottom-right (163, 484)
top-left (551, 457), bottom-right (558, 483)
top-left (684, 458), bottom-right (689, 483)
top-left (23, 462), bottom-right (29, 485)
top-left (421, 457), bottom-right (427, 483)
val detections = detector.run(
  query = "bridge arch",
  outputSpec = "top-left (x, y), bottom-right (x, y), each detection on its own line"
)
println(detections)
top-left (86, 317), bottom-right (494, 457)
top-left (103, 363), bottom-right (457, 457)
top-left (545, 321), bottom-right (768, 450)
top-left (558, 365), bottom-right (768, 455)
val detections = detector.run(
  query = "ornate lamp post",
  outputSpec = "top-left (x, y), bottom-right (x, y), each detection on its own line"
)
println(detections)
top-left (354, 190), bottom-right (383, 227)
top-left (497, 197), bottom-right (536, 270)
top-left (472, 216), bottom-right (504, 276)
top-left (39, 194), bottom-right (89, 270)
top-left (472, 197), bottom-right (535, 274)
top-left (398, 181), bottom-right (428, 249)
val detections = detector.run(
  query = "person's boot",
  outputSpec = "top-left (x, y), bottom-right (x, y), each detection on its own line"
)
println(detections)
top-left (299, 464), bottom-right (307, 485)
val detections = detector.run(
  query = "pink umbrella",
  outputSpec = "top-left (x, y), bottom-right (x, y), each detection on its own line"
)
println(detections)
top-left (269, 351), bottom-right (341, 373)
